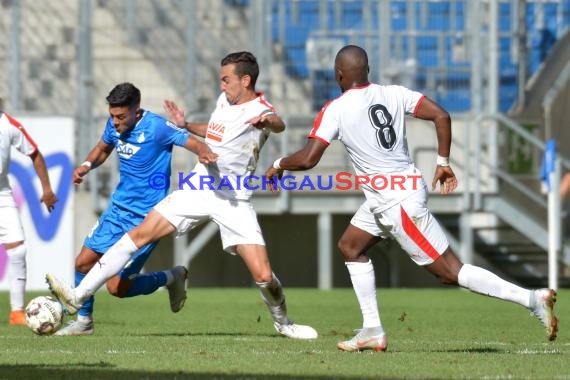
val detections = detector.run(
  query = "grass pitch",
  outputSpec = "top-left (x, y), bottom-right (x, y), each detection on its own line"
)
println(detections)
top-left (0, 288), bottom-right (567, 379)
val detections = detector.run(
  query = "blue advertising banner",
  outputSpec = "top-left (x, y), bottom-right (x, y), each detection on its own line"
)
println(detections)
top-left (0, 117), bottom-right (74, 290)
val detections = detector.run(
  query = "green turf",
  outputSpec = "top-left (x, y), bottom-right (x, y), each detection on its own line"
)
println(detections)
top-left (0, 288), bottom-right (567, 379)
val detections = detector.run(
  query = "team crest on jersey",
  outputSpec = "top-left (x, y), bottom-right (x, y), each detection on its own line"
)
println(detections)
top-left (116, 140), bottom-right (141, 159)
top-left (206, 122), bottom-right (224, 142)
top-left (137, 132), bottom-right (145, 143)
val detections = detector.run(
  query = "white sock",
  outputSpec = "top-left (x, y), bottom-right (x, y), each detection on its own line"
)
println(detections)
top-left (77, 314), bottom-right (93, 323)
top-left (458, 264), bottom-right (531, 308)
top-left (75, 234), bottom-right (138, 302)
top-left (7, 244), bottom-right (26, 310)
top-left (346, 260), bottom-right (382, 329)
top-left (257, 272), bottom-right (289, 325)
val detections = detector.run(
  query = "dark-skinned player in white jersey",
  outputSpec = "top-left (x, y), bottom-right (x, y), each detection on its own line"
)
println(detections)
top-left (266, 45), bottom-right (558, 352)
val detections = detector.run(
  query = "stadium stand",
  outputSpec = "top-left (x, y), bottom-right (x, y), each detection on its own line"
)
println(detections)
top-left (3, 0), bottom-right (568, 117)
top-left (271, 0), bottom-right (570, 113)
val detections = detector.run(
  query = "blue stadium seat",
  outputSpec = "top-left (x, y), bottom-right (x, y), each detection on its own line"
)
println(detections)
top-left (500, 82), bottom-right (518, 112)
top-left (453, 1), bottom-right (466, 30)
top-left (427, 16), bottom-right (451, 31)
top-left (332, 0), bottom-right (363, 29)
top-left (224, 0), bottom-right (250, 7)
top-left (416, 36), bottom-right (439, 67)
top-left (416, 50), bottom-right (438, 67)
top-left (273, 1), bottom-right (320, 78)
top-left (312, 70), bottom-right (341, 111)
top-left (444, 71), bottom-right (470, 86)
top-left (436, 88), bottom-right (471, 112)
top-left (284, 46), bottom-right (310, 78)
top-left (426, 2), bottom-right (451, 30)
top-left (499, 3), bottom-right (512, 32)
top-left (528, 28), bottom-right (557, 74)
top-left (544, 2), bottom-right (560, 31)
top-left (427, 1), bottom-right (450, 13)
top-left (270, 0), bottom-right (570, 113)
top-left (390, 1), bottom-right (407, 31)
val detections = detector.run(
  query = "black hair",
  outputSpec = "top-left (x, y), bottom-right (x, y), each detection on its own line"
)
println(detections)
top-left (106, 82), bottom-right (141, 108)
top-left (221, 52), bottom-right (259, 88)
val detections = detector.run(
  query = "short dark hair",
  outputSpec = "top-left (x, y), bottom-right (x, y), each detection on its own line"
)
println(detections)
top-left (106, 82), bottom-right (141, 108)
top-left (221, 52), bottom-right (259, 88)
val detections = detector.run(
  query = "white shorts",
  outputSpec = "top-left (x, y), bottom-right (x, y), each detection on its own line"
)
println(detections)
top-left (350, 189), bottom-right (449, 266)
top-left (0, 205), bottom-right (25, 244)
top-left (154, 189), bottom-right (265, 254)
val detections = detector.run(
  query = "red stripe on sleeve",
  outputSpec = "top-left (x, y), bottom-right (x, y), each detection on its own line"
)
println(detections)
top-left (309, 100), bottom-right (334, 141)
top-left (5, 113), bottom-right (38, 154)
top-left (308, 135), bottom-right (330, 146)
top-left (257, 93), bottom-right (276, 112)
top-left (400, 205), bottom-right (440, 261)
top-left (412, 95), bottom-right (426, 117)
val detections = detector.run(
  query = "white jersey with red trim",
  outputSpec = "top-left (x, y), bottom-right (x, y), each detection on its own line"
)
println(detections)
top-left (0, 112), bottom-right (38, 199)
top-left (309, 83), bottom-right (427, 211)
top-left (190, 92), bottom-right (275, 200)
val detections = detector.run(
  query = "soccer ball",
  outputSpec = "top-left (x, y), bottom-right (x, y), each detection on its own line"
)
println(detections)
top-left (25, 296), bottom-right (64, 335)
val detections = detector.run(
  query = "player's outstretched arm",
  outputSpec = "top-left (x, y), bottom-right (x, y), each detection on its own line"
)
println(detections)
top-left (164, 99), bottom-right (208, 137)
top-left (29, 150), bottom-right (58, 212)
top-left (265, 138), bottom-right (328, 192)
top-left (184, 136), bottom-right (218, 164)
top-left (248, 112), bottom-right (286, 133)
top-left (73, 139), bottom-right (114, 186)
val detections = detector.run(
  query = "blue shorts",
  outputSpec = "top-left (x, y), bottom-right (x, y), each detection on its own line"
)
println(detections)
top-left (84, 203), bottom-right (157, 279)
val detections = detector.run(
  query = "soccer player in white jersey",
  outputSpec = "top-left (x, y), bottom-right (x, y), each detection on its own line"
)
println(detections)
top-left (0, 109), bottom-right (58, 325)
top-left (265, 45), bottom-right (558, 351)
top-left (46, 52), bottom-right (317, 340)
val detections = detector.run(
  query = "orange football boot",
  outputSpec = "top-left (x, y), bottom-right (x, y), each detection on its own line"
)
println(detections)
top-left (9, 310), bottom-right (26, 326)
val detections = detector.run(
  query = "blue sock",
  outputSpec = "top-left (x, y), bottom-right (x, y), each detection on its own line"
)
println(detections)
top-left (124, 271), bottom-right (168, 297)
top-left (75, 271), bottom-right (94, 317)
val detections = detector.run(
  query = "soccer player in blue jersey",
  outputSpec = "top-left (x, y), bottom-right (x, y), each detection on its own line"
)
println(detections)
top-left (55, 83), bottom-right (217, 336)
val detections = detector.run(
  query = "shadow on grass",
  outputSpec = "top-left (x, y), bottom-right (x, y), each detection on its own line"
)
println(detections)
top-left (0, 364), bottom-right (399, 380)
top-left (433, 347), bottom-right (504, 354)
top-left (142, 331), bottom-right (278, 338)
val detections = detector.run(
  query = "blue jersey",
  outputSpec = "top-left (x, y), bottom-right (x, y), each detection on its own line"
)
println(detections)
top-left (102, 110), bottom-right (189, 216)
